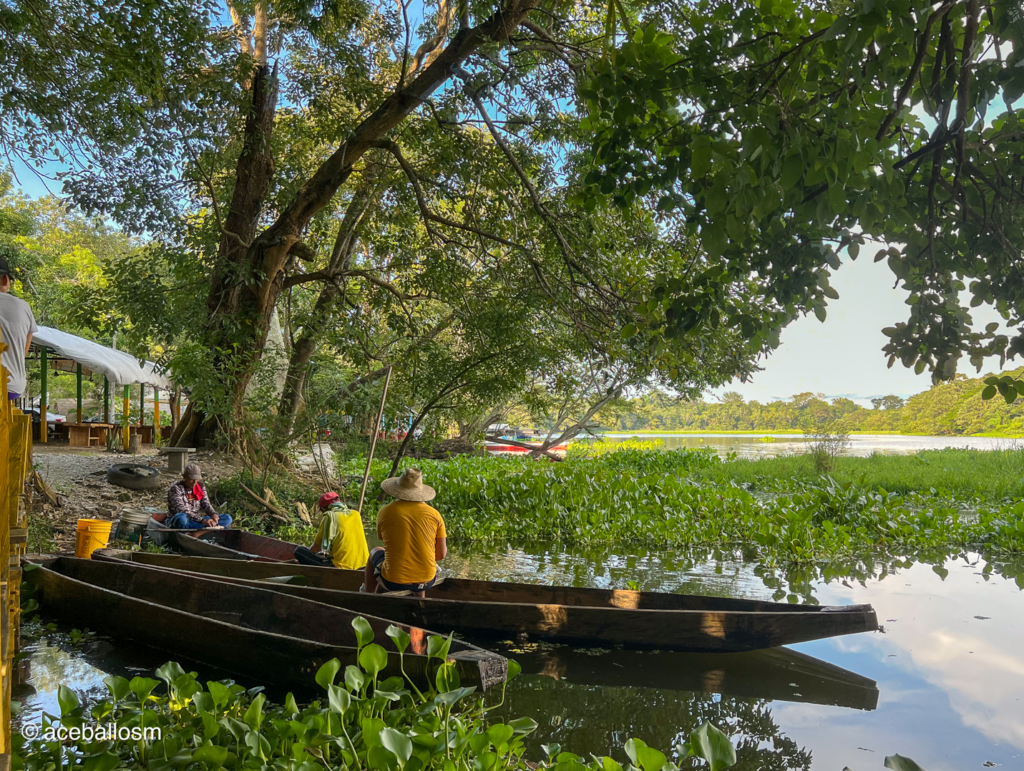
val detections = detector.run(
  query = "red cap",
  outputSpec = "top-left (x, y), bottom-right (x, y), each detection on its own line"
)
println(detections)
top-left (318, 492), bottom-right (340, 510)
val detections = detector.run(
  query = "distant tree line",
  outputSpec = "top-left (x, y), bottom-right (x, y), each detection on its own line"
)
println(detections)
top-left (609, 369), bottom-right (1024, 437)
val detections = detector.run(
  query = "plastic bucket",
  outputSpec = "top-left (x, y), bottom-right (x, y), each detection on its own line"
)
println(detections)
top-left (75, 519), bottom-right (113, 559)
top-left (114, 508), bottom-right (151, 545)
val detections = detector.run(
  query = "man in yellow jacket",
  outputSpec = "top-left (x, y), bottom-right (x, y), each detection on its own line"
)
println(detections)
top-left (295, 492), bottom-right (370, 569)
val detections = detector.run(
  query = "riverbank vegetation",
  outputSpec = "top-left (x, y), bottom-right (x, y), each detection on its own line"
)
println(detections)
top-left (610, 370), bottom-right (1024, 437)
top-left (15, 616), bottom-right (741, 771)
top-left (307, 447), bottom-right (1024, 588)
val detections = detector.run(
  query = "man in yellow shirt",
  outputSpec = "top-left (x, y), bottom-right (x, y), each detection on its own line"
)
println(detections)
top-left (363, 468), bottom-right (446, 597)
top-left (295, 492), bottom-right (370, 570)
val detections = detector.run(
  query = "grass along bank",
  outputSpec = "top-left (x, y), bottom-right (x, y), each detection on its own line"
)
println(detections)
top-left (333, 446), bottom-right (1024, 577)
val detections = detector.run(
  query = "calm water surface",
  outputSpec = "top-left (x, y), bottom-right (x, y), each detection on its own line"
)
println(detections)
top-left (18, 543), bottom-right (1024, 770)
top-left (602, 432), bottom-right (1022, 459)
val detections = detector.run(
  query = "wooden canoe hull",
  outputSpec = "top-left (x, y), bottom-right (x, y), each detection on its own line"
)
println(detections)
top-left (166, 530), bottom-right (297, 562)
top-left (95, 551), bottom-right (879, 653)
top-left (27, 557), bottom-right (506, 691)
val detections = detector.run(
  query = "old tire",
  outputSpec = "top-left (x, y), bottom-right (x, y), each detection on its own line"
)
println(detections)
top-left (106, 463), bottom-right (163, 491)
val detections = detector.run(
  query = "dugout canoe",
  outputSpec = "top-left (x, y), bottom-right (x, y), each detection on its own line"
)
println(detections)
top-left (163, 529), bottom-right (298, 561)
top-left (24, 556), bottom-right (507, 692)
top-left (94, 550), bottom-right (880, 653)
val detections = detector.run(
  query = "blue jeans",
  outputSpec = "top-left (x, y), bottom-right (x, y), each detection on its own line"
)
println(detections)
top-left (168, 512), bottom-right (233, 529)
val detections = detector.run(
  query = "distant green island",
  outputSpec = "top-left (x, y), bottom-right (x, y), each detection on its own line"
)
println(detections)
top-left (603, 368), bottom-right (1024, 438)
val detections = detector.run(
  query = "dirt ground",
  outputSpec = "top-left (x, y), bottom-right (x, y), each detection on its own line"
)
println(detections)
top-left (31, 443), bottom-right (241, 554)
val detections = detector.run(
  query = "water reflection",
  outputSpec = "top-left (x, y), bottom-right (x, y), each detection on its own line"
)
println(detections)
top-left (498, 679), bottom-right (812, 771)
top-left (602, 432), bottom-right (1021, 459)
top-left (20, 540), bottom-right (1024, 769)
top-left (443, 544), bottom-right (1024, 769)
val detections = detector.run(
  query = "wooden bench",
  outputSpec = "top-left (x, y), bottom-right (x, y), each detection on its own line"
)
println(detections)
top-left (159, 446), bottom-right (196, 474)
top-left (130, 425), bottom-right (156, 444)
top-left (67, 423), bottom-right (114, 447)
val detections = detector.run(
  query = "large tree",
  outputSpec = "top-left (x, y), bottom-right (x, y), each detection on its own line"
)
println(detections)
top-left (15, 0), bottom-right (1024, 442)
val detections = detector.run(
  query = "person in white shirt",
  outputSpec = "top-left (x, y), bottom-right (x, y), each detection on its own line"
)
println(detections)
top-left (0, 257), bottom-right (37, 400)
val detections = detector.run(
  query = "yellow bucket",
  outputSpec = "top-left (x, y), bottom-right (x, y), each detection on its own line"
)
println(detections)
top-left (75, 519), bottom-right (113, 559)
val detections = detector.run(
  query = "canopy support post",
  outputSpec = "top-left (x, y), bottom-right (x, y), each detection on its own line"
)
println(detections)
top-left (39, 347), bottom-right (47, 444)
top-left (76, 363), bottom-right (82, 423)
top-left (122, 385), bottom-right (130, 449)
top-left (139, 384), bottom-right (145, 426)
top-left (103, 378), bottom-right (109, 424)
top-left (153, 388), bottom-right (160, 445)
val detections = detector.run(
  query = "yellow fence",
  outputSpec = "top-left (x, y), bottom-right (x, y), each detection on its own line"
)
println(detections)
top-left (0, 354), bottom-right (32, 765)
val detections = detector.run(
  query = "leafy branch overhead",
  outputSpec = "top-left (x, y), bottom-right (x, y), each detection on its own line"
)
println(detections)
top-left (578, 0), bottom-right (1024, 395)
top-left (4, 0), bottom-right (1024, 437)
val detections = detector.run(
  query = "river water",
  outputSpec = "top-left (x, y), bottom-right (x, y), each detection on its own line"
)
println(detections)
top-left (17, 542), bottom-right (1024, 770)
top-left (601, 432), bottom-right (1021, 459)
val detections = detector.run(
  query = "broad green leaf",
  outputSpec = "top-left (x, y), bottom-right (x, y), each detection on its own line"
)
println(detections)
top-left (129, 676), bottom-right (160, 704)
top-left (352, 617), bottom-right (374, 649)
top-left (192, 745), bottom-right (230, 767)
top-left (386, 625), bottom-right (411, 654)
top-left (688, 723), bottom-right (736, 771)
top-left (103, 675), bottom-right (130, 703)
top-left (624, 738), bottom-right (666, 771)
top-left (328, 684), bottom-right (352, 714)
top-left (57, 684), bottom-right (80, 716)
top-left (381, 727), bottom-right (414, 764)
top-left (315, 658), bottom-right (342, 690)
top-left (359, 644), bottom-right (389, 678)
top-left (243, 693), bottom-right (266, 730)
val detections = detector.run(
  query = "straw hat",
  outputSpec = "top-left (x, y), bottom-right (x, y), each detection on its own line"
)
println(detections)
top-left (380, 468), bottom-right (435, 502)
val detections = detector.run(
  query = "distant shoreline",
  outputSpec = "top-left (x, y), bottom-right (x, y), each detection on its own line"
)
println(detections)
top-left (594, 429), bottom-right (1024, 439)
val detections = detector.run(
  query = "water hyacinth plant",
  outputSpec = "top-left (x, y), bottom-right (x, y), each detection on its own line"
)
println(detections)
top-left (335, 448), bottom-right (1024, 576)
top-left (14, 617), bottom-right (744, 771)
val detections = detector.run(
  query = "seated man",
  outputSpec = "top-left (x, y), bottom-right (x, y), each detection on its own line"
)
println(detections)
top-left (294, 492), bottom-right (369, 569)
top-left (363, 467), bottom-right (446, 598)
top-left (166, 463), bottom-right (232, 530)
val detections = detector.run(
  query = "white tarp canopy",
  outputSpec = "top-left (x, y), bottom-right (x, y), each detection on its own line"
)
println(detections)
top-left (32, 326), bottom-right (173, 390)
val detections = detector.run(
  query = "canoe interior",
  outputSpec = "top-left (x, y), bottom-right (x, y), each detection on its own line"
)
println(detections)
top-left (112, 547), bottom-right (873, 614)
top-left (169, 529), bottom-right (298, 562)
top-left (28, 556), bottom-right (507, 690)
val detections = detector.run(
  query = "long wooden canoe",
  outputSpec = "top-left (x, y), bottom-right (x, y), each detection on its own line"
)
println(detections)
top-left (94, 550), bottom-right (879, 653)
top-left (163, 529), bottom-right (298, 562)
top-left (26, 557), bottom-right (507, 692)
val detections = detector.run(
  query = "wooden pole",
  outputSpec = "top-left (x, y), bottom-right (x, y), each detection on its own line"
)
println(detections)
top-left (154, 387), bottom-right (161, 443)
top-left (356, 366), bottom-right (392, 516)
top-left (76, 363), bottom-right (83, 423)
top-left (122, 385), bottom-right (130, 449)
top-left (104, 377), bottom-right (110, 424)
top-left (139, 384), bottom-right (145, 426)
top-left (39, 347), bottom-right (47, 444)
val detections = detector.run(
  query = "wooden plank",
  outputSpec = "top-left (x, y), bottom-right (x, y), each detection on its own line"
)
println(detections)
top-left (97, 550), bottom-right (879, 652)
top-left (31, 558), bottom-right (507, 691)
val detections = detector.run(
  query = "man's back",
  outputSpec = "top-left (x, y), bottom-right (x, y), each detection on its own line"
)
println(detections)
top-left (0, 292), bottom-right (36, 396)
top-left (376, 500), bottom-right (446, 584)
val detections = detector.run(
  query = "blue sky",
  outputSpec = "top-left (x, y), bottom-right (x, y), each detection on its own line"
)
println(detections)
top-left (710, 244), bottom-right (1012, 407)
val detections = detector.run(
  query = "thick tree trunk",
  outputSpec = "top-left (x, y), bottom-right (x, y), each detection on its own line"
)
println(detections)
top-left (204, 0), bottom-right (540, 427)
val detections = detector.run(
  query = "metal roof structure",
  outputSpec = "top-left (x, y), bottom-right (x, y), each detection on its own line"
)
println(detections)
top-left (32, 326), bottom-right (172, 389)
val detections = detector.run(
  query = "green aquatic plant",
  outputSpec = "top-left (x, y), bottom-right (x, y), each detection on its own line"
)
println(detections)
top-left (14, 615), bottom-right (749, 771)
top-left (333, 447), bottom-right (1024, 576)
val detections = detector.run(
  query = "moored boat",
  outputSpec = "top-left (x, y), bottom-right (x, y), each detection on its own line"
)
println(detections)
top-left (163, 529), bottom-right (298, 561)
top-left (25, 556), bottom-right (507, 691)
top-left (94, 550), bottom-right (879, 653)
